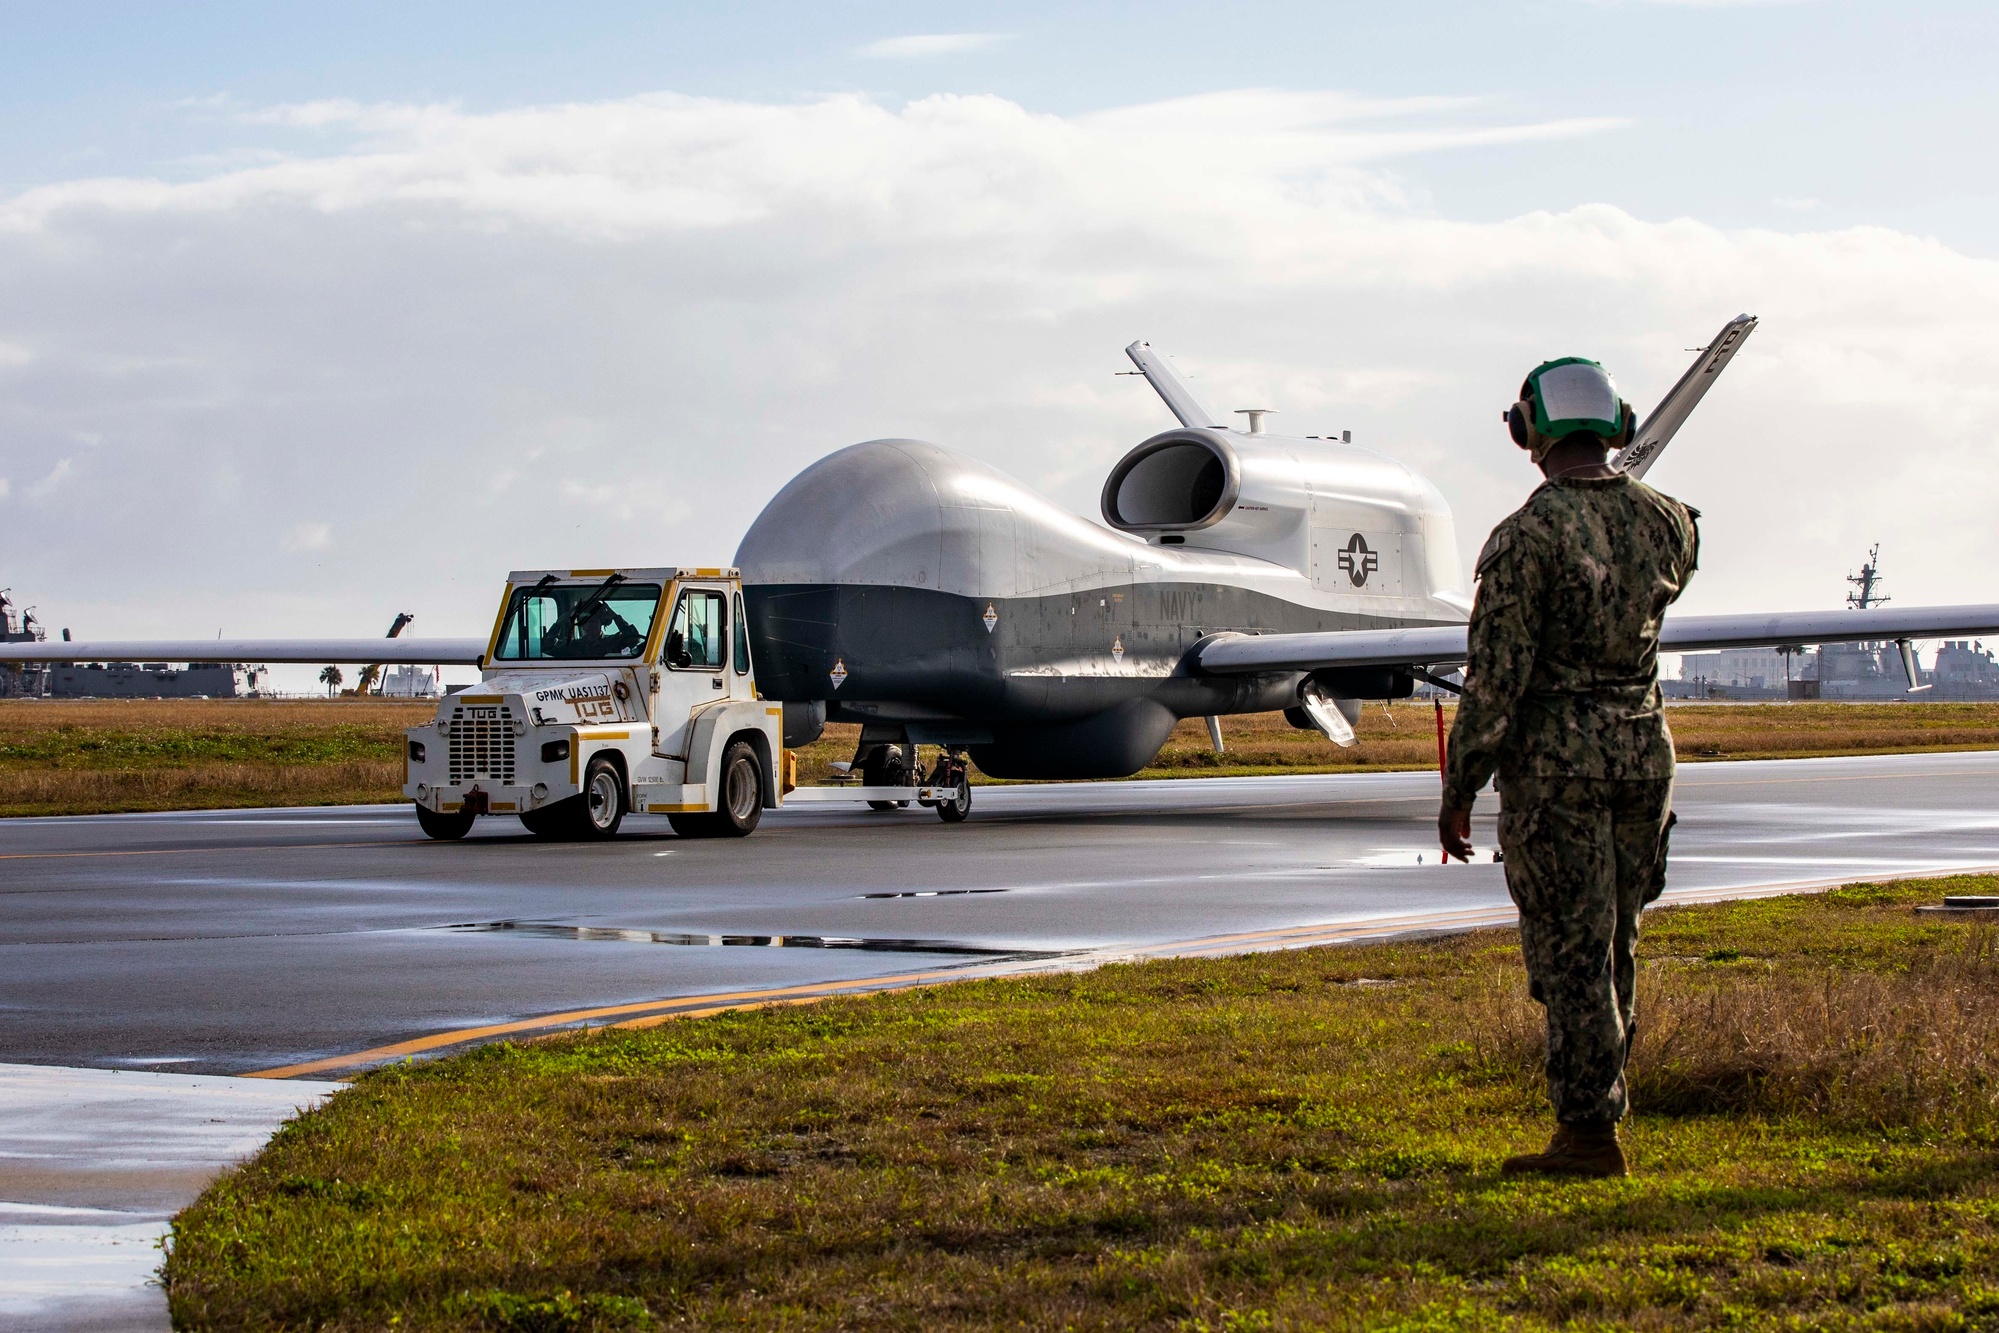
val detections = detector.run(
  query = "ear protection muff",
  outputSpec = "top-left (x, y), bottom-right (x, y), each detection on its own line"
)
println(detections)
top-left (1505, 401), bottom-right (1539, 450)
top-left (1505, 373), bottom-right (1545, 453)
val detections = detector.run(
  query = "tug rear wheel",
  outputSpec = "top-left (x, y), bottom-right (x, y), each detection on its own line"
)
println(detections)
top-left (671, 740), bottom-right (765, 838)
top-left (714, 740), bottom-right (764, 837)
top-left (415, 803), bottom-right (475, 841)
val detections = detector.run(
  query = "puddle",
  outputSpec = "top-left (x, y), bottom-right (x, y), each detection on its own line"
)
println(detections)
top-left (443, 920), bottom-right (1059, 958)
top-left (859, 889), bottom-right (1008, 900)
top-left (100, 1056), bottom-right (202, 1067)
top-left (1346, 848), bottom-right (1502, 868)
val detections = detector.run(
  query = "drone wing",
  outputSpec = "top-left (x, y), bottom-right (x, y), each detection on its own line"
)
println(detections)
top-left (0, 638), bottom-right (486, 665)
top-left (1196, 603), bottom-right (1999, 688)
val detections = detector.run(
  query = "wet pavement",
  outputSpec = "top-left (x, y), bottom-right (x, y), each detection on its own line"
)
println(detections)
top-left (4, 752), bottom-right (1998, 1326)
top-left (4, 751), bottom-right (1996, 1078)
top-left (0, 1063), bottom-right (337, 1331)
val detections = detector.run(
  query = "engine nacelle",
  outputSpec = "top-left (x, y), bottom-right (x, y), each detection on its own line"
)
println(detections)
top-left (1100, 427), bottom-right (1464, 606)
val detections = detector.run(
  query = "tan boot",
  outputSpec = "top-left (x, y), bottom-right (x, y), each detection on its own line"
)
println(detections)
top-left (1501, 1119), bottom-right (1628, 1178)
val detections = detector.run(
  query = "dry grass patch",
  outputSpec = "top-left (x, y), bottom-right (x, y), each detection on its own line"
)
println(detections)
top-left (166, 875), bottom-right (1999, 1330)
top-left (0, 698), bottom-right (431, 815)
top-left (800, 702), bottom-right (1999, 785)
top-left (7, 699), bottom-right (1997, 815)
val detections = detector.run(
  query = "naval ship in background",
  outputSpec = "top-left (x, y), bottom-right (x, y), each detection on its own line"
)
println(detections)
top-left (1670, 547), bottom-right (1999, 701)
top-left (0, 586), bottom-right (435, 699)
top-left (1, 587), bottom-right (267, 698)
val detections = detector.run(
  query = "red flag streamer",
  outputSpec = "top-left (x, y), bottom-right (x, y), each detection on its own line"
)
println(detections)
top-left (1433, 696), bottom-right (1448, 779)
top-left (1434, 696), bottom-right (1454, 863)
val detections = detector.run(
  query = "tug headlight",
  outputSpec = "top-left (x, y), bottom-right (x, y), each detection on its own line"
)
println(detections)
top-left (541, 739), bottom-right (570, 763)
top-left (408, 740), bottom-right (426, 763)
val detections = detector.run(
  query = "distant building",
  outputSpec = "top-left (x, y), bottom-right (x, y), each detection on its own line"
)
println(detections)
top-left (1675, 647), bottom-right (1799, 691)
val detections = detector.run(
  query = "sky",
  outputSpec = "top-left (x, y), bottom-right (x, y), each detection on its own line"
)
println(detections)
top-left (2, 1), bottom-right (1996, 686)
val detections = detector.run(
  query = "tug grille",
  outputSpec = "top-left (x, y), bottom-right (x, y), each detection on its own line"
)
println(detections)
top-left (447, 705), bottom-right (516, 785)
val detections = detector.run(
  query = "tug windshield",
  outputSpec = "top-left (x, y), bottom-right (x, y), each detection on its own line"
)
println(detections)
top-left (493, 580), bottom-right (662, 661)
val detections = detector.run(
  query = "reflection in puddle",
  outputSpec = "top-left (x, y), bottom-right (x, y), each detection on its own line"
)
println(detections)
top-left (101, 1056), bottom-right (202, 1066)
top-left (860, 888), bottom-right (1008, 900)
top-left (444, 920), bottom-right (1057, 958)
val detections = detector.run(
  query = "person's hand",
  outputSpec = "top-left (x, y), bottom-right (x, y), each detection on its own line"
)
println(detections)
top-left (1438, 802), bottom-right (1474, 863)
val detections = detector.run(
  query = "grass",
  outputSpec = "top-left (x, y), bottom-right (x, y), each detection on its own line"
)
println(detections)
top-left (165, 874), bottom-right (1999, 1330)
top-left (0, 699), bottom-right (432, 816)
top-left (7, 699), bottom-right (1999, 816)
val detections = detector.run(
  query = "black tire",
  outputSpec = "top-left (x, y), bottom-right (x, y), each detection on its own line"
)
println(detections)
top-left (714, 739), bottom-right (764, 837)
top-left (863, 744), bottom-right (908, 812)
top-left (667, 812), bottom-right (718, 838)
top-left (935, 776), bottom-right (971, 823)
top-left (415, 802), bottom-right (475, 841)
top-left (543, 755), bottom-right (626, 840)
top-left (519, 802), bottom-right (571, 839)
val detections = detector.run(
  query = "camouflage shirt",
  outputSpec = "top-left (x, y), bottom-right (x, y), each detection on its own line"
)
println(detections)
top-left (1443, 473), bottom-right (1700, 809)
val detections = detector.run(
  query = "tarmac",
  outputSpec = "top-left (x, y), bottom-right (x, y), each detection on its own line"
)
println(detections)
top-left (4, 751), bottom-right (1999, 1327)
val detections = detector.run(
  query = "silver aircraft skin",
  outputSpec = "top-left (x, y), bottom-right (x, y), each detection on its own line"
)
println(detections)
top-left (12, 317), bottom-right (1999, 784)
top-left (734, 413), bottom-right (1469, 775)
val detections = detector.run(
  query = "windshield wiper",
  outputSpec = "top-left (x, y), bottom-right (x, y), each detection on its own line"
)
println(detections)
top-left (558, 573), bottom-right (628, 642)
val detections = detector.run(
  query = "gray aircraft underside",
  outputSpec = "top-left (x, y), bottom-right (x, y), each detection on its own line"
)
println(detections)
top-left (10, 319), bottom-right (1999, 781)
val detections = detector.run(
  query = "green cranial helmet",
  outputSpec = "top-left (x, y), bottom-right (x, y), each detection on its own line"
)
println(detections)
top-left (1521, 357), bottom-right (1625, 440)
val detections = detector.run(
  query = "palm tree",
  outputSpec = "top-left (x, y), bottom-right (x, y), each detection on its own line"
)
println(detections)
top-left (319, 664), bottom-right (344, 697)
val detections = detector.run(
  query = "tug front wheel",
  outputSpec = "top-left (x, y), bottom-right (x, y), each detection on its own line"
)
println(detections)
top-left (531, 756), bottom-right (625, 840)
top-left (571, 755), bottom-right (627, 840)
top-left (415, 803), bottom-right (475, 841)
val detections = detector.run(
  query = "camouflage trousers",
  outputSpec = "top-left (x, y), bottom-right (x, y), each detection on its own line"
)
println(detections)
top-left (1496, 775), bottom-right (1676, 1125)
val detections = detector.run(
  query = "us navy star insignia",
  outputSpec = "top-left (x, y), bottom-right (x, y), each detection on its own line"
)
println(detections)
top-left (1337, 533), bottom-right (1380, 588)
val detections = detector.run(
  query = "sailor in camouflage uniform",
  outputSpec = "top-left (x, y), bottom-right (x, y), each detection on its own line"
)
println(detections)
top-left (1439, 356), bottom-right (1700, 1179)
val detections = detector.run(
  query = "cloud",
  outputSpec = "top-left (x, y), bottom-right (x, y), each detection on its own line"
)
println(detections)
top-left (0, 341), bottom-right (33, 366)
top-left (0, 85), bottom-right (1992, 664)
top-left (0, 478), bottom-right (9, 500)
top-left (283, 522), bottom-right (332, 552)
top-left (26, 459), bottom-right (71, 499)
top-left (857, 33), bottom-right (1009, 59)
top-left (1773, 196), bottom-right (1822, 211)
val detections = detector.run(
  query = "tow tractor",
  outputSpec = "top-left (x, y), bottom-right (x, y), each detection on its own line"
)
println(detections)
top-left (403, 568), bottom-right (972, 840)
